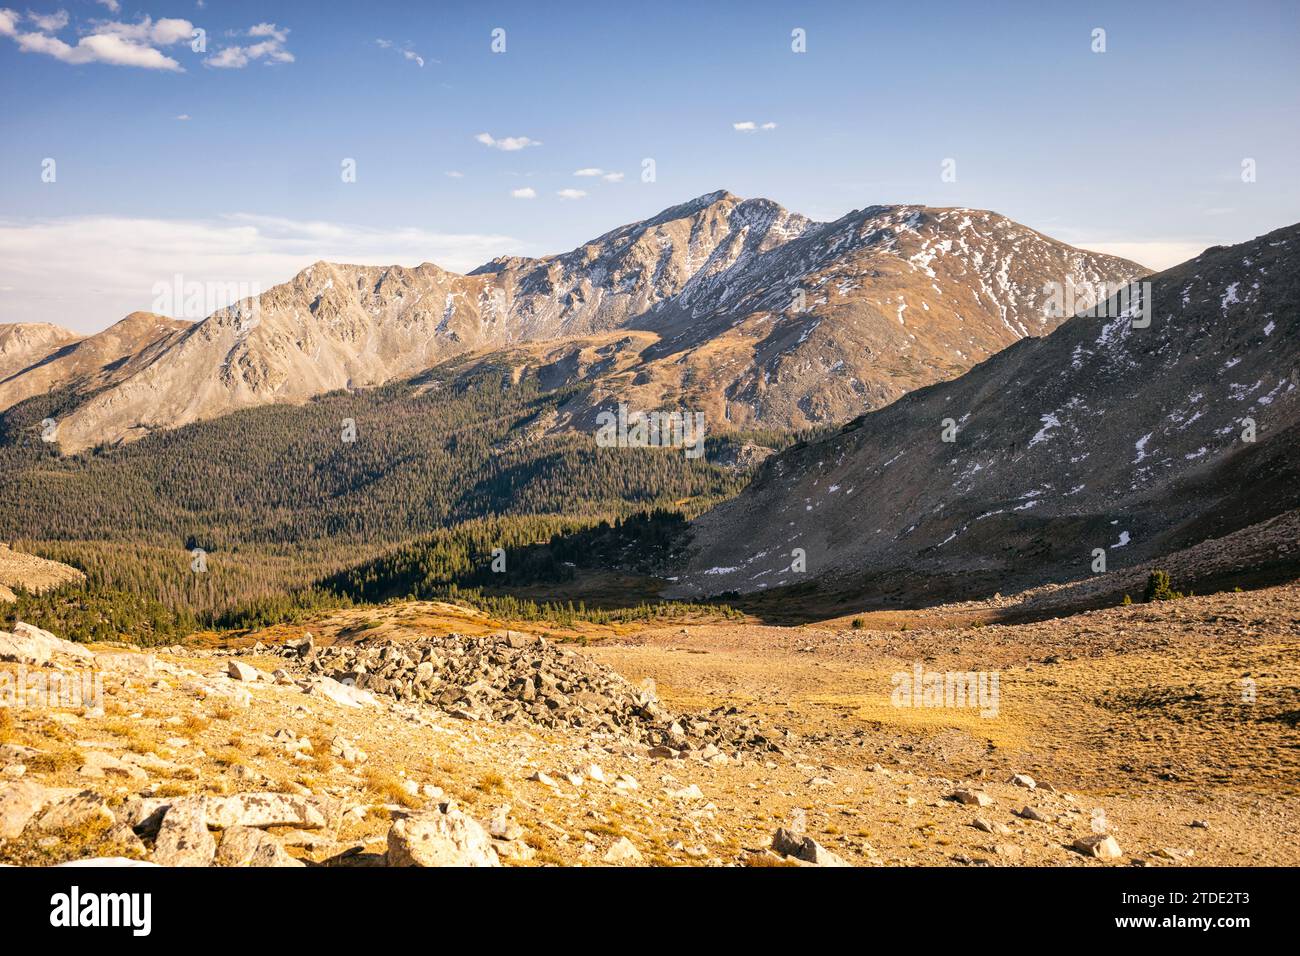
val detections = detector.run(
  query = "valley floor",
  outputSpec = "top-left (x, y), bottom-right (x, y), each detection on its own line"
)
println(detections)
top-left (2, 583), bottom-right (1297, 867)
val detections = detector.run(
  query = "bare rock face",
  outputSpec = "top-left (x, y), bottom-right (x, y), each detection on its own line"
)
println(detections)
top-left (151, 796), bottom-right (216, 867)
top-left (387, 805), bottom-right (501, 867)
top-left (0, 322), bottom-right (82, 383)
top-left (27, 192), bottom-right (1144, 454)
top-left (0, 312), bottom-right (187, 415)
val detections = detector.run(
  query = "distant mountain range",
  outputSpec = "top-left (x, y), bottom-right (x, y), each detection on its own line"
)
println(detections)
top-left (672, 224), bottom-right (1300, 601)
top-left (0, 191), bottom-right (1145, 453)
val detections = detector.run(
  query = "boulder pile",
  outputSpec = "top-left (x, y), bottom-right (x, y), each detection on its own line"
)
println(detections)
top-left (272, 630), bottom-right (791, 756)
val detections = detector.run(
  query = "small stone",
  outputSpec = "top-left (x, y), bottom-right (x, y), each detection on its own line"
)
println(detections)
top-left (1072, 834), bottom-right (1123, 860)
top-left (948, 789), bottom-right (994, 807)
top-left (227, 660), bottom-right (260, 681)
top-left (602, 837), bottom-right (643, 865)
top-left (1010, 773), bottom-right (1037, 790)
top-left (771, 828), bottom-right (850, 867)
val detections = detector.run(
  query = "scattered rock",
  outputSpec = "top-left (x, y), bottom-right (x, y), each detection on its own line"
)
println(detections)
top-left (305, 676), bottom-right (380, 709)
top-left (77, 750), bottom-right (148, 784)
top-left (948, 789), bottom-right (994, 807)
top-left (282, 632), bottom-right (788, 753)
top-left (0, 781), bottom-right (64, 839)
top-left (602, 837), bottom-right (643, 865)
top-left (0, 622), bottom-right (94, 666)
top-left (95, 651), bottom-right (156, 676)
top-left (770, 828), bottom-right (850, 867)
top-left (36, 791), bottom-right (115, 832)
top-left (1072, 834), bottom-right (1123, 860)
top-left (226, 661), bottom-right (261, 682)
top-left (387, 805), bottom-right (500, 867)
top-left (215, 826), bottom-right (304, 867)
top-left (1017, 806), bottom-right (1051, 823)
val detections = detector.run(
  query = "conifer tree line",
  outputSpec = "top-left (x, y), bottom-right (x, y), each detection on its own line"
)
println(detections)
top-left (0, 365), bottom-right (787, 640)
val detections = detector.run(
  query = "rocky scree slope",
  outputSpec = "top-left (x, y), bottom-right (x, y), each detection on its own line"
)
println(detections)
top-left (673, 224), bottom-right (1300, 598)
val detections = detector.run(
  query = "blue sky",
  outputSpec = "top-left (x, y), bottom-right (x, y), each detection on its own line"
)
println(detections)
top-left (1, 0), bottom-right (1297, 332)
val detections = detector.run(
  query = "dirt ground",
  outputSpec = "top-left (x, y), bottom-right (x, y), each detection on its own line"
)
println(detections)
top-left (2, 584), bottom-right (1297, 867)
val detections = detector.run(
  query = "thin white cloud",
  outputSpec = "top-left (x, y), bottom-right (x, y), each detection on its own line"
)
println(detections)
top-left (574, 168), bottom-right (623, 183)
top-left (556, 189), bottom-right (587, 200)
top-left (0, 214), bottom-right (526, 333)
top-left (0, 10), bottom-right (191, 70)
top-left (444, 170), bottom-right (464, 178)
top-left (95, 0), bottom-right (120, 12)
top-left (175, 113), bottom-right (190, 120)
top-left (733, 121), bottom-right (777, 132)
top-left (510, 187), bottom-right (537, 199)
top-left (96, 15), bottom-right (195, 46)
top-left (476, 132), bottom-right (541, 151)
top-left (247, 22), bottom-right (287, 42)
top-left (375, 37), bottom-right (425, 67)
top-left (206, 22), bottom-right (293, 69)
top-left (26, 9), bottom-right (69, 32)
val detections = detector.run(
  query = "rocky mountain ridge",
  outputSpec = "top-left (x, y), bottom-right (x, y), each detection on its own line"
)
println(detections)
top-left (1, 192), bottom-right (1146, 453)
top-left (673, 223), bottom-right (1300, 598)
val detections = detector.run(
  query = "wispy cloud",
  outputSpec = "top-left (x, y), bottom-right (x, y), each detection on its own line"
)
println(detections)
top-left (0, 10), bottom-right (193, 71)
top-left (476, 132), bottom-right (541, 151)
top-left (375, 38), bottom-right (427, 67)
top-left (510, 187), bottom-right (537, 199)
top-left (573, 167), bottom-right (624, 182)
top-left (0, 214), bottom-right (525, 333)
top-left (557, 188), bottom-right (587, 200)
top-left (26, 9), bottom-right (68, 33)
top-left (444, 170), bottom-right (464, 178)
top-left (206, 22), bottom-right (293, 69)
top-left (733, 120), bottom-right (777, 132)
